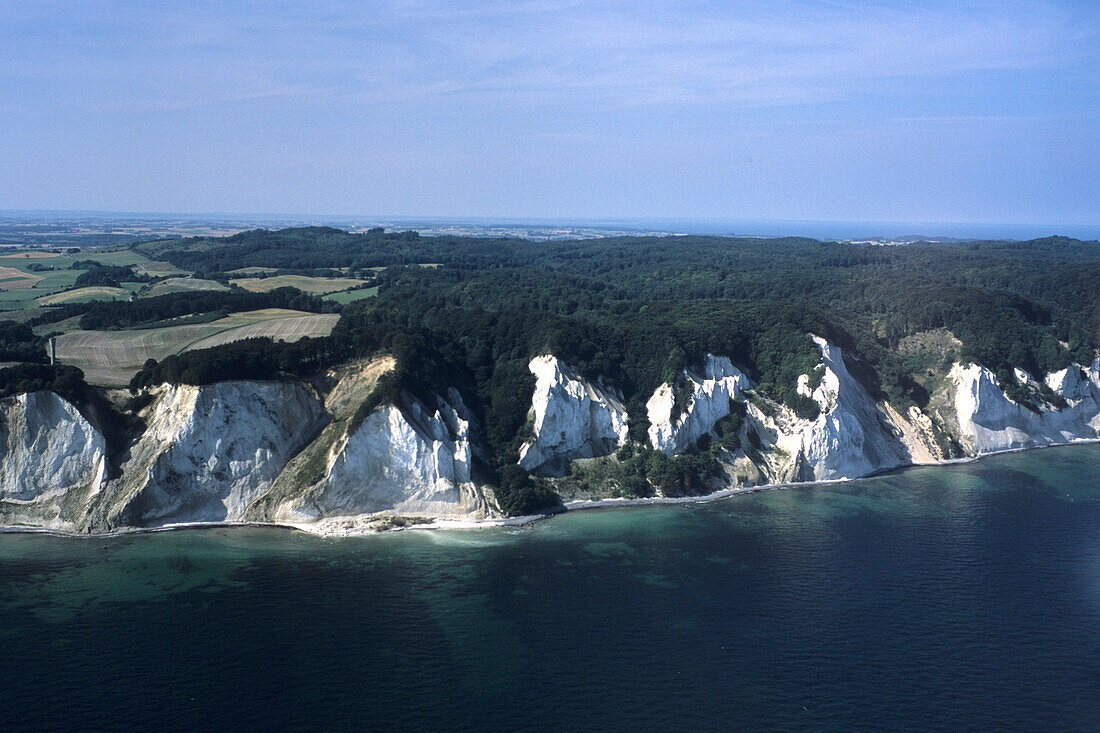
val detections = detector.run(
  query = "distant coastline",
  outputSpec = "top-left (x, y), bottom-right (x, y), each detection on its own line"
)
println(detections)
top-left (2, 210), bottom-right (1098, 244)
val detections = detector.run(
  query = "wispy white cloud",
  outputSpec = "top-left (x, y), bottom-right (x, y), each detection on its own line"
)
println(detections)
top-left (2, 0), bottom-right (1095, 113)
top-left (1, 0), bottom-right (1097, 222)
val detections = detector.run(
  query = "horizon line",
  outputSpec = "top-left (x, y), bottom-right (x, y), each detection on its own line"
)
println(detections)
top-left (2, 208), bottom-right (1098, 231)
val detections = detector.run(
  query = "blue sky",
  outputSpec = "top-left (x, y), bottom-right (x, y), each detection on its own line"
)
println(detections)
top-left (2, 1), bottom-right (1097, 226)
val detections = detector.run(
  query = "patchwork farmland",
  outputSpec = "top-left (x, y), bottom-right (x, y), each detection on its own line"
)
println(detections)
top-left (53, 309), bottom-right (339, 386)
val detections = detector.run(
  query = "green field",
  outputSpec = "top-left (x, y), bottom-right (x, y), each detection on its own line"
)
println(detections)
top-left (53, 308), bottom-right (340, 386)
top-left (142, 277), bottom-right (230, 297)
top-left (2, 245), bottom-right (367, 381)
top-left (323, 286), bottom-right (379, 304)
top-left (184, 312), bottom-right (340, 351)
top-left (227, 266), bottom-right (279, 275)
top-left (230, 275), bottom-right (367, 294)
top-left (36, 285), bottom-right (136, 306)
top-left (132, 260), bottom-right (188, 277)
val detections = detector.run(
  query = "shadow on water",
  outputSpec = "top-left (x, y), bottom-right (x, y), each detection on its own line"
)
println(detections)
top-left (0, 444), bottom-right (1098, 730)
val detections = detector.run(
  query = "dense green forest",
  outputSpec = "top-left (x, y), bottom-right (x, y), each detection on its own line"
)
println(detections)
top-left (0, 321), bottom-right (47, 364)
top-left (0, 363), bottom-right (86, 402)
top-left (126, 229), bottom-right (1100, 471)
top-left (72, 264), bottom-right (150, 288)
top-left (7, 228), bottom-right (1099, 508)
top-left (135, 230), bottom-right (1100, 383)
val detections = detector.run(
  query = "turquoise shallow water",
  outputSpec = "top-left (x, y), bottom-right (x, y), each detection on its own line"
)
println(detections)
top-left (2, 445), bottom-right (1099, 731)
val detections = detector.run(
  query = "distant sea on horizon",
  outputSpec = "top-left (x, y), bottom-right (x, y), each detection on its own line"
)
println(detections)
top-left (4, 210), bottom-right (1098, 242)
top-left (400, 216), bottom-right (1100, 241)
top-left (615, 217), bottom-right (1100, 242)
top-left (2, 443), bottom-right (1098, 731)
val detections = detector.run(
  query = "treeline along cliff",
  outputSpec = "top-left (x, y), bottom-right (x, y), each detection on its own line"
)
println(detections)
top-left (2, 230), bottom-right (1099, 533)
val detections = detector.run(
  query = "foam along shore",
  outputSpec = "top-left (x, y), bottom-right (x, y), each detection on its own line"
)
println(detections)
top-left (4, 438), bottom-right (1098, 539)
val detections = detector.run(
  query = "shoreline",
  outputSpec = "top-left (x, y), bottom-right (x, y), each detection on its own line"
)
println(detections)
top-left (562, 436), bottom-right (1100, 513)
top-left (4, 437), bottom-right (1099, 540)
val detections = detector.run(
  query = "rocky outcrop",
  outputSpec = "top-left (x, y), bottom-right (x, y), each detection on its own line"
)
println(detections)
top-left (0, 358), bottom-right (499, 534)
top-left (3, 344), bottom-right (1099, 535)
top-left (89, 381), bottom-right (327, 528)
top-left (519, 355), bottom-right (629, 475)
top-left (0, 391), bottom-right (107, 529)
top-left (741, 336), bottom-right (931, 483)
top-left (797, 337), bottom-right (932, 478)
top-left (260, 387), bottom-right (496, 529)
top-left (949, 361), bottom-right (1100, 454)
top-left (647, 355), bottom-right (750, 455)
top-left (881, 402), bottom-right (944, 463)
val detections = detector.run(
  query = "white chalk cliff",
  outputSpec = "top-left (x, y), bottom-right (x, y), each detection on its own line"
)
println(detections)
top-left (739, 336), bottom-right (934, 484)
top-left (519, 355), bottom-right (629, 475)
top-left (0, 391), bottom-right (107, 529)
top-left (2, 345), bottom-right (1099, 535)
top-left (949, 361), bottom-right (1100, 454)
top-left (92, 381), bottom-right (327, 528)
top-left (262, 387), bottom-right (496, 530)
top-left (647, 355), bottom-right (750, 454)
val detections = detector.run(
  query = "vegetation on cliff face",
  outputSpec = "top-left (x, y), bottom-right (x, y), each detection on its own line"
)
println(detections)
top-left (563, 441), bottom-right (724, 501)
top-left (114, 230), bottom-right (1100, 478)
top-left (10, 228), bottom-right (1096, 516)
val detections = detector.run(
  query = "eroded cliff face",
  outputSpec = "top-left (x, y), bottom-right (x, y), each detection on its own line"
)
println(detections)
top-left (647, 355), bottom-right (750, 455)
top-left (739, 336), bottom-right (936, 484)
top-left (258, 380), bottom-right (497, 533)
top-left (519, 355), bottom-right (629, 475)
top-left (948, 361), bottom-right (1100, 454)
top-left (0, 359), bottom-right (500, 534)
top-left (3, 344), bottom-right (1099, 535)
top-left (542, 340), bottom-right (938, 490)
top-left (88, 381), bottom-right (328, 529)
top-left (0, 391), bottom-right (107, 530)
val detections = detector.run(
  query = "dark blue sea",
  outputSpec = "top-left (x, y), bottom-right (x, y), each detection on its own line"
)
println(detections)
top-left (2, 445), bottom-right (1099, 731)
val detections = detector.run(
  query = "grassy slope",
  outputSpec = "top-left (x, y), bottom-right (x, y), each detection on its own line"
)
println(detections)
top-left (230, 275), bottom-right (368, 294)
top-left (323, 286), bottom-right (379, 304)
top-left (251, 355), bottom-right (396, 519)
top-left (53, 309), bottom-right (339, 386)
top-left (141, 277), bottom-right (230, 297)
top-left (36, 285), bottom-right (140, 306)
